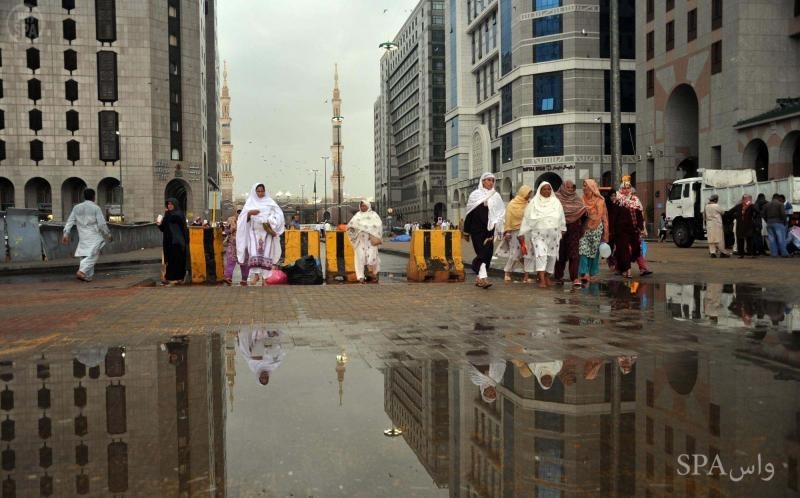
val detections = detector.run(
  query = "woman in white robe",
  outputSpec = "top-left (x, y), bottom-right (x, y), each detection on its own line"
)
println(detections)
top-left (237, 328), bottom-right (286, 386)
top-left (529, 360), bottom-right (564, 390)
top-left (236, 183), bottom-right (285, 286)
top-left (519, 182), bottom-right (566, 288)
top-left (346, 199), bottom-right (382, 283)
top-left (468, 361), bottom-right (506, 403)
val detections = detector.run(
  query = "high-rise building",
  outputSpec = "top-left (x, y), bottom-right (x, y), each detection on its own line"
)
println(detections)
top-left (635, 0), bottom-right (800, 229)
top-left (375, 0), bottom-right (448, 224)
top-left (330, 64), bottom-right (346, 224)
top-left (445, 0), bottom-right (636, 225)
top-left (220, 61), bottom-right (234, 212)
top-left (0, 0), bottom-right (220, 222)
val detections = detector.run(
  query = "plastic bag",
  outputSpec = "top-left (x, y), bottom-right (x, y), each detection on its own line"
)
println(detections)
top-left (264, 269), bottom-right (288, 285)
top-left (640, 239), bottom-right (648, 258)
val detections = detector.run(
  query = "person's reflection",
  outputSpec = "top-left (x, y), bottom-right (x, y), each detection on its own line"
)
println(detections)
top-left (557, 357), bottom-right (579, 387)
top-left (237, 328), bottom-right (285, 386)
top-left (467, 351), bottom-right (506, 403)
top-left (584, 358), bottom-right (603, 380)
top-left (704, 283), bottom-right (723, 324)
top-left (530, 360), bottom-right (564, 390)
top-left (617, 355), bottom-right (637, 375)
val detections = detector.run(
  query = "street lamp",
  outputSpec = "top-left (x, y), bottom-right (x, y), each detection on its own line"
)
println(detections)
top-left (332, 115), bottom-right (344, 224)
top-left (114, 130), bottom-right (124, 222)
top-left (320, 156), bottom-right (329, 221)
top-left (595, 116), bottom-right (604, 184)
top-left (310, 169), bottom-right (319, 221)
top-left (386, 207), bottom-right (393, 236)
top-left (379, 41), bottom-right (398, 221)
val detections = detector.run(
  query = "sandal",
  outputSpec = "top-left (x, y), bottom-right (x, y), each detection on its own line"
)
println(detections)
top-left (572, 279), bottom-right (582, 287)
top-left (504, 274), bottom-right (512, 282)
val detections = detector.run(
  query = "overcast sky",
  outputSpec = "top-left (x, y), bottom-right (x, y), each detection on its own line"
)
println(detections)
top-left (217, 0), bottom-right (418, 202)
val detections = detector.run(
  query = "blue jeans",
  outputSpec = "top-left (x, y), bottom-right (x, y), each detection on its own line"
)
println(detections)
top-left (766, 222), bottom-right (788, 256)
top-left (579, 253), bottom-right (600, 277)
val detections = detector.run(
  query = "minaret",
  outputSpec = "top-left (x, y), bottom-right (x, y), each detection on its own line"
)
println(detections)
top-left (220, 61), bottom-right (234, 209)
top-left (225, 330), bottom-right (236, 411)
top-left (330, 64), bottom-right (345, 223)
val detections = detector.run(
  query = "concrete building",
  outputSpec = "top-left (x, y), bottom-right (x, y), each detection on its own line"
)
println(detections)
top-left (635, 0), bottom-right (800, 227)
top-left (0, 0), bottom-right (220, 222)
top-left (0, 335), bottom-right (226, 496)
top-left (220, 61), bottom-right (234, 214)
top-left (375, 0), bottom-right (448, 225)
top-left (445, 0), bottom-right (637, 225)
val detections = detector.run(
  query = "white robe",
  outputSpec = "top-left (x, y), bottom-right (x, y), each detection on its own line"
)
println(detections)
top-left (237, 329), bottom-right (286, 383)
top-left (468, 361), bottom-right (506, 402)
top-left (63, 200), bottom-right (110, 257)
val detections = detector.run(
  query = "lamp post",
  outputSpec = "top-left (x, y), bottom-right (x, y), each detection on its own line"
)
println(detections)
top-left (300, 184), bottom-right (305, 223)
top-left (310, 169), bottom-right (319, 221)
top-left (114, 130), bottom-right (124, 222)
top-left (379, 41), bottom-right (399, 221)
top-left (320, 156), bottom-right (329, 221)
top-left (332, 115), bottom-right (344, 224)
top-left (595, 116), bottom-right (604, 183)
top-left (386, 207), bottom-right (393, 237)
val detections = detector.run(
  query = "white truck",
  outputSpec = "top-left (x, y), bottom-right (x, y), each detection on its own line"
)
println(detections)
top-left (665, 169), bottom-right (799, 247)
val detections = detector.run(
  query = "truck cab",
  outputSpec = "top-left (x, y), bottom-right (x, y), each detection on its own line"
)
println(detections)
top-left (666, 177), bottom-right (704, 247)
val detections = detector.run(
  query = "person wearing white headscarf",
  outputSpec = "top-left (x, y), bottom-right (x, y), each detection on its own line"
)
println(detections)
top-left (519, 182), bottom-right (566, 288)
top-left (237, 328), bottom-right (286, 386)
top-left (468, 361), bottom-right (507, 403)
top-left (528, 360), bottom-right (564, 390)
top-left (463, 172), bottom-right (506, 288)
top-left (236, 183), bottom-right (285, 285)
top-left (347, 199), bottom-right (382, 283)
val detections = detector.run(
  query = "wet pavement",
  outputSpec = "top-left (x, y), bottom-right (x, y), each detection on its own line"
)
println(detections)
top-left (0, 277), bottom-right (798, 497)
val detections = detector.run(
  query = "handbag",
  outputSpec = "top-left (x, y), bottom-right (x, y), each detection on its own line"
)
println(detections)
top-left (369, 234), bottom-right (382, 246)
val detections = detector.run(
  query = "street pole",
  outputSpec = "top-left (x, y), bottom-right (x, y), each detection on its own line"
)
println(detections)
top-left (311, 169), bottom-right (319, 221)
top-left (115, 130), bottom-right (124, 222)
top-left (610, 0), bottom-right (622, 187)
top-left (596, 116), bottom-right (603, 183)
top-left (320, 156), bottom-right (329, 221)
top-left (300, 184), bottom-right (305, 223)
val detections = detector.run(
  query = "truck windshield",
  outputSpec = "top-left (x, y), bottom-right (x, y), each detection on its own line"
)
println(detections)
top-left (668, 184), bottom-right (683, 201)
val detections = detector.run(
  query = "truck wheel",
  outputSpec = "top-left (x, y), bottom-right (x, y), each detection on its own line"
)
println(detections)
top-left (672, 222), bottom-right (695, 248)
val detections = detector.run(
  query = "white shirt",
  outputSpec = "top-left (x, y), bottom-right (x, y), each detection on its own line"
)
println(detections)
top-left (63, 200), bottom-right (110, 257)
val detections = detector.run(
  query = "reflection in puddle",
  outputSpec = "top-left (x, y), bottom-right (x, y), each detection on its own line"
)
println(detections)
top-left (0, 328), bottom-right (797, 496)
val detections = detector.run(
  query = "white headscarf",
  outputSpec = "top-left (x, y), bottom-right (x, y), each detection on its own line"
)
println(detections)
top-left (520, 181), bottom-right (566, 234)
top-left (530, 360), bottom-right (564, 390)
top-left (465, 172), bottom-right (506, 231)
top-left (236, 183), bottom-right (285, 262)
top-left (346, 199), bottom-right (383, 244)
top-left (237, 328), bottom-right (286, 386)
top-left (468, 361), bottom-right (506, 403)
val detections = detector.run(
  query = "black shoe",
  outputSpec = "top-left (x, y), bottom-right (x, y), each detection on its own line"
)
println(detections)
top-left (738, 255), bottom-right (745, 259)
top-left (720, 253), bottom-right (730, 258)
top-left (640, 270), bottom-right (653, 276)
top-left (710, 254), bottom-right (717, 258)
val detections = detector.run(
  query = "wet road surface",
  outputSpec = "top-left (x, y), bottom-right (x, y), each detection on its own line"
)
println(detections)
top-left (0, 279), bottom-right (798, 496)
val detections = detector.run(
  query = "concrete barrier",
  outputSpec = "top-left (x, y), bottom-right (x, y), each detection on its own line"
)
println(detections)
top-left (40, 222), bottom-right (162, 261)
top-left (284, 229), bottom-right (321, 264)
top-left (325, 230), bottom-right (358, 283)
top-left (188, 226), bottom-right (224, 284)
top-left (406, 229), bottom-right (465, 283)
top-left (6, 208), bottom-right (43, 262)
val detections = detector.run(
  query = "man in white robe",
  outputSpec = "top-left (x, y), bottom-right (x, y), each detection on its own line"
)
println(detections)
top-left (61, 189), bottom-right (111, 282)
top-left (237, 328), bottom-right (286, 386)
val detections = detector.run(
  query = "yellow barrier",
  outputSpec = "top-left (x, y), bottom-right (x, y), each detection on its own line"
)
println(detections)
top-left (325, 230), bottom-right (359, 283)
top-left (188, 226), bottom-right (224, 284)
top-left (406, 229), bottom-right (465, 283)
top-left (284, 229), bottom-right (321, 264)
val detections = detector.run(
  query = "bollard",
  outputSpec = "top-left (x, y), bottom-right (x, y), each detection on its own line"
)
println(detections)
top-left (284, 229), bottom-right (321, 264)
top-left (406, 229), bottom-right (465, 282)
top-left (325, 230), bottom-right (358, 283)
top-left (187, 226), bottom-right (224, 284)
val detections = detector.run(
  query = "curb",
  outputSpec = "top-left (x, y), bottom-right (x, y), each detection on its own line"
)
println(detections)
top-left (0, 258), bottom-right (162, 276)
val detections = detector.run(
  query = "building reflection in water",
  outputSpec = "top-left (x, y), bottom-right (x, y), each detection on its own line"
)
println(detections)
top-left (0, 335), bottom-right (226, 497)
top-left (384, 350), bottom-right (799, 497)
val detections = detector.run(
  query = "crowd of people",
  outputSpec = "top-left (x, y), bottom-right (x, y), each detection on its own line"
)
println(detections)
top-left (707, 192), bottom-right (798, 259)
top-left (462, 172), bottom-right (651, 289)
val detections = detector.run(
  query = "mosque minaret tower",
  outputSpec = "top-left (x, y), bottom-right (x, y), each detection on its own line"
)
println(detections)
top-left (330, 64), bottom-right (345, 223)
top-left (220, 61), bottom-right (234, 210)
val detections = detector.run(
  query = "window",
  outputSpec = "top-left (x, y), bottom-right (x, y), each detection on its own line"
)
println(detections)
top-left (646, 31), bottom-right (654, 60)
top-left (171, 148), bottom-right (181, 160)
top-left (0, 140), bottom-right (5, 163)
top-left (534, 72), bottom-right (562, 114)
top-left (646, 0), bottom-right (654, 22)
top-left (30, 139), bottom-right (44, 164)
top-left (687, 9), bottom-right (697, 42)
top-left (534, 0), bottom-right (560, 9)
top-left (97, 51), bottom-right (118, 103)
top-left (26, 47), bottom-right (40, 72)
top-left (67, 140), bottom-right (80, 163)
top-left (169, 5), bottom-right (177, 16)
top-left (646, 69), bottom-right (654, 97)
top-left (501, 85), bottom-right (512, 123)
top-left (666, 0), bottom-right (674, 12)
top-left (475, 74), bottom-right (481, 102)
top-left (29, 109), bottom-right (43, 133)
top-left (95, 0), bottom-right (117, 43)
top-left (28, 78), bottom-right (42, 103)
top-left (604, 70), bottom-right (636, 112)
top-left (501, 134), bottom-right (512, 162)
top-left (0, 109), bottom-right (3, 129)
top-left (0, 79), bottom-right (3, 99)
top-left (500, 0), bottom-right (512, 74)
top-left (66, 110), bottom-right (79, 133)
top-left (98, 110), bottom-right (119, 162)
top-left (489, 63), bottom-right (494, 94)
top-left (711, 41), bottom-right (722, 74)
top-left (171, 121), bottom-right (180, 132)
top-left (534, 41), bottom-right (562, 62)
top-left (65, 79), bottom-right (78, 103)
top-left (712, 0), bottom-right (722, 30)
top-left (169, 35), bottom-right (178, 46)
top-left (63, 0), bottom-right (75, 11)
top-left (471, 35), bottom-right (476, 64)
top-left (534, 125), bottom-right (563, 156)
top-left (64, 49), bottom-right (77, 72)
top-left (63, 18), bottom-right (76, 42)
top-left (533, 15), bottom-right (562, 37)
top-left (25, 16), bottom-right (39, 40)
top-left (666, 21), bottom-right (674, 51)
top-left (603, 123), bottom-right (636, 155)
